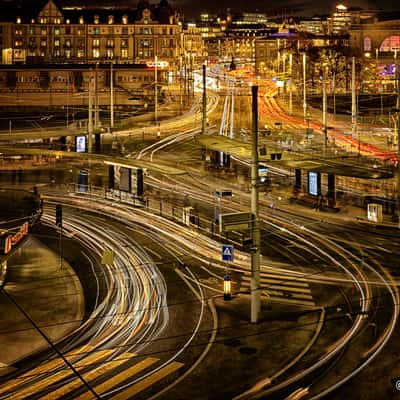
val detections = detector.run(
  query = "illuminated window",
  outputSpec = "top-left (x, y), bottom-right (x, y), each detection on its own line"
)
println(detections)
top-left (92, 39), bottom-right (100, 47)
top-left (363, 37), bottom-right (371, 51)
top-left (107, 49), bottom-right (114, 58)
top-left (54, 39), bottom-right (60, 47)
top-left (380, 35), bottom-right (400, 52)
top-left (108, 15), bottom-right (114, 24)
top-left (122, 15), bottom-right (128, 24)
top-left (79, 16), bottom-right (84, 24)
top-left (94, 15), bottom-right (99, 24)
top-left (55, 27), bottom-right (60, 35)
top-left (93, 48), bottom-right (100, 58)
top-left (121, 48), bottom-right (128, 58)
top-left (16, 17), bottom-right (21, 24)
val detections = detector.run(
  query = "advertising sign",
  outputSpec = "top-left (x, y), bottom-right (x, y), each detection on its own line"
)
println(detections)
top-left (308, 171), bottom-right (318, 196)
top-left (76, 135), bottom-right (87, 153)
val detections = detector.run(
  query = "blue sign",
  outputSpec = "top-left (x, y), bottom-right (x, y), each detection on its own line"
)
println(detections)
top-left (222, 244), bottom-right (234, 262)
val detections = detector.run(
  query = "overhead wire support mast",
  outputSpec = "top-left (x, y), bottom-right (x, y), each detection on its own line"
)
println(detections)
top-left (251, 85), bottom-right (261, 323)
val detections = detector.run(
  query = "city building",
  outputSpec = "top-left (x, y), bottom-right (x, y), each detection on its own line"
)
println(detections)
top-left (0, 0), bottom-right (181, 65)
top-left (0, 0), bottom-right (206, 111)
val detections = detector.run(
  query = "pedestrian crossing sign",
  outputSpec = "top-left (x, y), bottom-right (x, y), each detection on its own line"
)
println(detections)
top-left (222, 244), bottom-right (234, 262)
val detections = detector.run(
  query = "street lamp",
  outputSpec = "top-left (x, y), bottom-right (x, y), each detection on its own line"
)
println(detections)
top-left (223, 275), bottom-right (232, 300)
top-left (303, 52), bottom-right (307, 122)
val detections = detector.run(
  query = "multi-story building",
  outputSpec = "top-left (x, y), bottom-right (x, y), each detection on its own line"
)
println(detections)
top-left (0, 0), bottom-right (206, 111)
top-left (0, 0), bottom-right (182, 66)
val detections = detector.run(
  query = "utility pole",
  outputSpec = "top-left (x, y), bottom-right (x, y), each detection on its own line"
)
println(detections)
top-left (396, 65), bottom-right (400, 228)
top-left (95, 63), bottom-right (99, 130)
top-left (351, 56), bottom-right (357, 140)
top-left (303, 52), bottom-right (307, 122)
top-left (202, 63), bottom-right (207, 135)
top-left (289, 52), bottom-right (293, 115)
top-left (155, 55), bottom-right (158, 124)
top-left (322, 66), bottom-right (328, 153)
top-left (88, 70), bottom-right (94, 153)
top-left (110, 61), bottom-right (114, 128)
top-left (251, 85), bottom-right (261, 323)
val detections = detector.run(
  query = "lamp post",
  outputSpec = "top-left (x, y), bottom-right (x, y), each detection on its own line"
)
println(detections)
top-left (322, 65), bottom-right (328, 153)
top-left (155, 55), bottom-right (158, 124)
top-left (303, 52), bottom-right (307, 122)
top-left (110, 61), bottom-right (114, 129)
top-left (251, 84), bottom-right (261, 323)
top-left (351, 56), bottom-right (357, 140)
top-left (88, 70), bottom-right (94, 153)
top-left (202, 62), bottom-right (207, 135)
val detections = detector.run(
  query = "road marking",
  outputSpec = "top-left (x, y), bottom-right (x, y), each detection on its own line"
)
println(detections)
top-left (241, 275), bottom-right (309, 287)
top-left (0, 346), bottom-right (94, 395)
top-left (7, 348), bottom-right (114, 400)
top-left (112, 361), bottom-right (184, 400)
top-left (39, 352), bottom-right (137, 399)
top-left (240, 271), bottom-right (315, 307)
top-left (76, 357), bottom-right (158, 400)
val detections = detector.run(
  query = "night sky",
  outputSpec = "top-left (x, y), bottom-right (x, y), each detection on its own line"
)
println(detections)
top-left (175, 0), bottom-right (400, 18)
top-left (0, 0), bottom-right (398, 19)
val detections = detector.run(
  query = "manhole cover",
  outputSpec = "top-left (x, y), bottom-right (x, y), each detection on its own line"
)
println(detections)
top-left (239, 346), bottom-right (257, 355)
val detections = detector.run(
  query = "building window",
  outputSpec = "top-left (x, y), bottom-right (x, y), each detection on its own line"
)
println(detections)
top-left (55, 27), bottom-right (60, 36)
top-left (79, 16), bottom-right (84, 24)
top-left (106, 39), bottom-right (114, 48)
top-left (29, 27), bottom-right (36, 35)
top-left (15, 28), bottom-right (23, 36)
top-left (40, 18), bottom-right (47, 24)
top-left (108, 15), bottom-right (114, 24)
top-left (94, 27), bottom-right (101, 35)
top-left (122, 27), bottom-right (128, 35)
top-left (140, 27), bottom-right (153, 35)
top-left (107, 49), bottom-right (114, 58)
top-left (54, 39), bottom-right (60, 47)
top-left (16, 17), bottom-right (21, 24)
top-left (121, 48), bottom-right (128, 58)
top-left (380, 35), bottom-right (400, 52)
top-left (65, 49), bottom-right (71, 58)
top-left (364, 37), bottom-right (371, 52)
top-left (121, 39), bottom-right (128, 48)
top-left (77, 49), bottom-right (85, 58)
top-left (122, 15), bottom-right (128, 24)
top-left (93, 48), bottom-right (100, 58)
top-left (92, 39), bottom-right (100, 47)
top-left (94, 15), bottom-right (99, 24)
top-left (66, 27), bottom-right (71, 35)
top-left (41, 28), bottom-right (46, 36)
top-left (41, 39), bottom-right (47, 47)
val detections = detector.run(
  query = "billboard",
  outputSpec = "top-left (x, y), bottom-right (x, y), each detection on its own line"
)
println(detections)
top-left (75, 135), bottom-right (87, 153)
top-left (308, 171), bottom-right (318, 196)
top-left (77, 170), bottom-right (88, 193)
top-left (119, 167), bottom-right (131, 192)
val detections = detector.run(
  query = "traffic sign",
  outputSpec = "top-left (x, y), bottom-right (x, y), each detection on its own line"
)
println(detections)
top-left (222, 244), bottom-right (234, 262)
